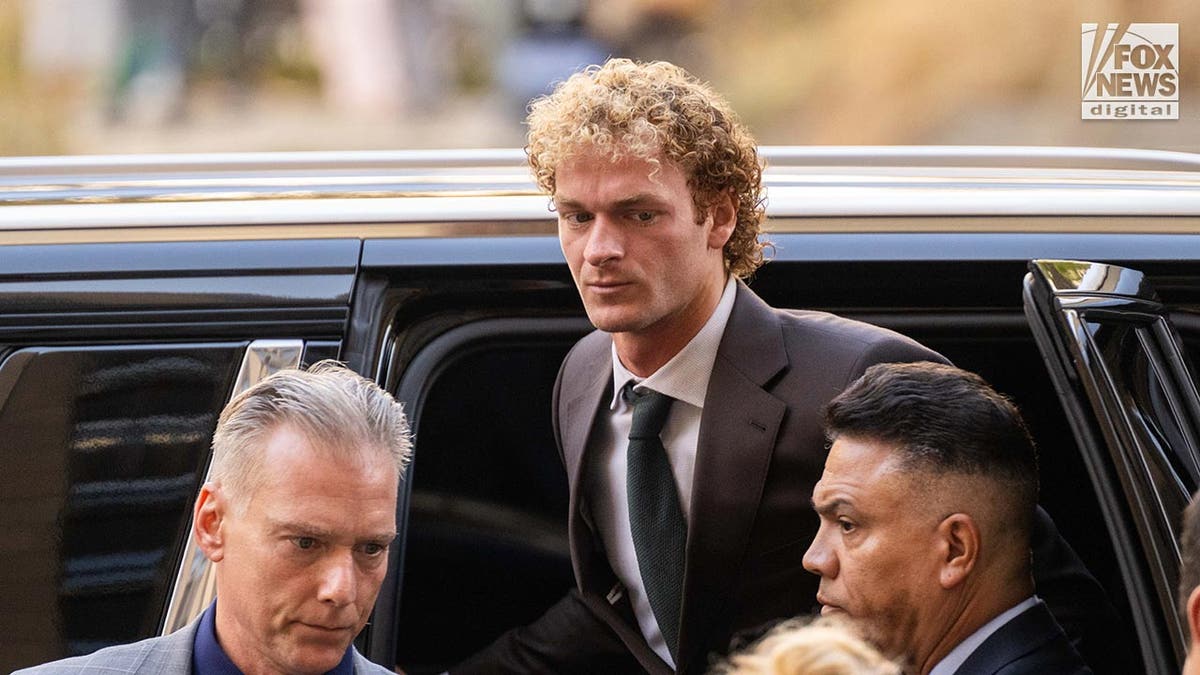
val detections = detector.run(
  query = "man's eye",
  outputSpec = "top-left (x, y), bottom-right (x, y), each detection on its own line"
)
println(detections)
top-left (364, 542), bottom-right (388, 556)
top-left (838, 520), bottom-right (856, 534)
top-left (634, 211), bottom-right (655, 222)
top-left (562, 212), bottom-right (593, 225)
top-left (293, 537), bottom-right (317, 550)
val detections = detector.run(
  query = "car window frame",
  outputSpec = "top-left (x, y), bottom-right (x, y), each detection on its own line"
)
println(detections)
top-left (1024, 258), bottom-right (1200, 672)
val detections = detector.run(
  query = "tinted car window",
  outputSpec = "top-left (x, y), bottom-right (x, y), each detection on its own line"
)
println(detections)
top-left (1086, 315), bottom-right (1197, 551)
top-left (0, 344), bottom-right (242, 672)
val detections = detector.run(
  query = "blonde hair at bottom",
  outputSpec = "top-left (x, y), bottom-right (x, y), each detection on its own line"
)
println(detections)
top-left (712, 616), bottom-right (901, 675)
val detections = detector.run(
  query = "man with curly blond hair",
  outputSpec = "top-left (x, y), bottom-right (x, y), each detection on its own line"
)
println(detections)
top-left (454, 56), bottom-right (1126, 675)
top-left (525, 58), bottom-right (769, 282)
top-left (452, 57), bottom-right (943, 675)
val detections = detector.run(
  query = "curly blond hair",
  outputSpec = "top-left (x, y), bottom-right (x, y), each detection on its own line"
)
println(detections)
top-left (712, 617), bottom-right (902, 675)
top-left (526, 58), bottom-right (769, 278)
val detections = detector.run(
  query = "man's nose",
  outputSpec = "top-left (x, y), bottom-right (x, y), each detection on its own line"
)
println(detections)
top-left (317, 550), bottom-right (357, 606)
top-left (802, 528), bottom-right (837, 578)
top-left (583, 215), bottom-right (623, 266)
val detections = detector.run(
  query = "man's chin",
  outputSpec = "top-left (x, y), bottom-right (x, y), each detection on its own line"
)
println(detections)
top-left (276, 645), bottom-right (349, 675)
top-left (275, 628), bottom-right (356, 674)
top-left (584, 309), bottom-right (647, 335)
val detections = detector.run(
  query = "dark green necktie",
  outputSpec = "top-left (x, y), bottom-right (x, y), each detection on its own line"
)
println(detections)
top-left (624, 383), bottom-right (687, 662)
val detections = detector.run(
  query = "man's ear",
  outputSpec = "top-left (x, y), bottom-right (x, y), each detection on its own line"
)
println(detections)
top-left (1187, 586), bottom-right (1200, 648)
top-left (706, 190), bottom-right (737, 250)
top-left (193, 482), bottom-right (227, 563)
top-left (937, 513), bottom-right (980, 589)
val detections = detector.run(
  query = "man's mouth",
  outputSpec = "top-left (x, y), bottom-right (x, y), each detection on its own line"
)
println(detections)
top-left (815, 594), bottom-right (843, 615)
top-left (586, 280), bottom-right (632, 293)
top-left (297, 622), bottom-right (354, 634)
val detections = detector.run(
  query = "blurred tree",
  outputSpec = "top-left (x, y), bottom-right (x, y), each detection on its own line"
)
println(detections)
top-left (711, 0), bottom-right (1199, 151)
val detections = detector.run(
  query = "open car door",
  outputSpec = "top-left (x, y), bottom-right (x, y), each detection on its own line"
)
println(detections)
top-left (1024, 259), bottom-right (1200, 673)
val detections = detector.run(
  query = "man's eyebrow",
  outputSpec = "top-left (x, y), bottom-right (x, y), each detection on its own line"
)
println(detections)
top-left (552, 196), bottom-right (584, 209)
top-left (267, 519), bottom-right (336, 538)
top-left (612, 193), bottom-right (668, 208)
top-left (552, 194), bottom-right (668, 210)
top-left (266, 520), bottom-right (396, 542)
top-left (812, 497), bottom-right (850, 517)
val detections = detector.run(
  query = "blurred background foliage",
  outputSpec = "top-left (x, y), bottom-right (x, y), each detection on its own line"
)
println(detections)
top-left (0, 0), bottom-right (1196, 156)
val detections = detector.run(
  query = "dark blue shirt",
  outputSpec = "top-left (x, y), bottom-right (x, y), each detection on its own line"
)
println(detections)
top-left (191, 602), bottom-right (355, 675)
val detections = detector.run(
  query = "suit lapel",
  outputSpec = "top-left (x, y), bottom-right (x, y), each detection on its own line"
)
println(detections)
top-left (954, 601), bottom-right (1069, 675)
top-left (559, 331), bottom-right (615, 589)
top-left (677, 281), bottom-right (788, 672)
top-left (559, 334), bottom-right (675, 670)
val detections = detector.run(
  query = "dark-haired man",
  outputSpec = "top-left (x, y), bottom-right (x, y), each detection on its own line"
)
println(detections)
top-left (804, 362), bottom-right (1091, 675)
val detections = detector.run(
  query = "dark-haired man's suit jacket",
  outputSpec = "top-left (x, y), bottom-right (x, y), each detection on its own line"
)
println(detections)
top-left (954, 601), bottom-right (1093, 675)
top-left (455, 281), bottom-right (1124, 674)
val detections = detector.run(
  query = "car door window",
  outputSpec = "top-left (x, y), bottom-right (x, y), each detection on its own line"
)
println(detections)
top-left (0, 344), bottom-right (243, 672)
top-left (1025, 259), bottom-right (1200, 672)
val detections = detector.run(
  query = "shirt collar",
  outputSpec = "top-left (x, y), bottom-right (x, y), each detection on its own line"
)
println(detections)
top-left (192, 600), bottom-right (357, 675)
top-left (928, 596), bottom-right (1039, 675)
top-left (610, 276), bottom-right (738, 410)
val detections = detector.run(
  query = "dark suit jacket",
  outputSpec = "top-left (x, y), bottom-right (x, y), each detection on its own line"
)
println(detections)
top-left (953, 601), bottom-right (1093, 675)
top-left (553, 281), bottom-right (944, 674)
top-left (453, 281), bottom-right (1127, 674)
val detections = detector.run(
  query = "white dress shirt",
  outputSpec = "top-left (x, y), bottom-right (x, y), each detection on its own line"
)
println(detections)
top-left (587, 276), bottom-right (737, 668)
top-left (928, 595), bottom-right (1040, 675)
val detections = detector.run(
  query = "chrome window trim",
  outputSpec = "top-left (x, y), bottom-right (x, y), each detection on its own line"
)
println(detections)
top-left (5, 180), bottom-right (1200, 231)
top-left (2, 146), bottom-right (1199, 230)
top-left (159, 339), bottom-right (303, 634)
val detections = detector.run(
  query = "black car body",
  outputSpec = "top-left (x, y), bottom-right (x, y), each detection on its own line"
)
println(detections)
top-left (2, 147), bottom-right (1199, 673)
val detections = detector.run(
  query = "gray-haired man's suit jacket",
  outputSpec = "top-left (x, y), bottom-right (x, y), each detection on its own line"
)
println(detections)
top-left (13, 614), bottom-right (393, 674)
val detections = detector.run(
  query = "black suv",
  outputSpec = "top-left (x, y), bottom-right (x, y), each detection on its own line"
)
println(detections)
top-left (2, 147), bottom-right (1200, 673)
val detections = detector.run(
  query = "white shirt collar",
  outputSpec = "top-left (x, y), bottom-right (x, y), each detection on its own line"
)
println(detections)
top-left (928, 596), bottom-right (1040, 675)
top-left (610, 276), bottom-right (738, 410)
